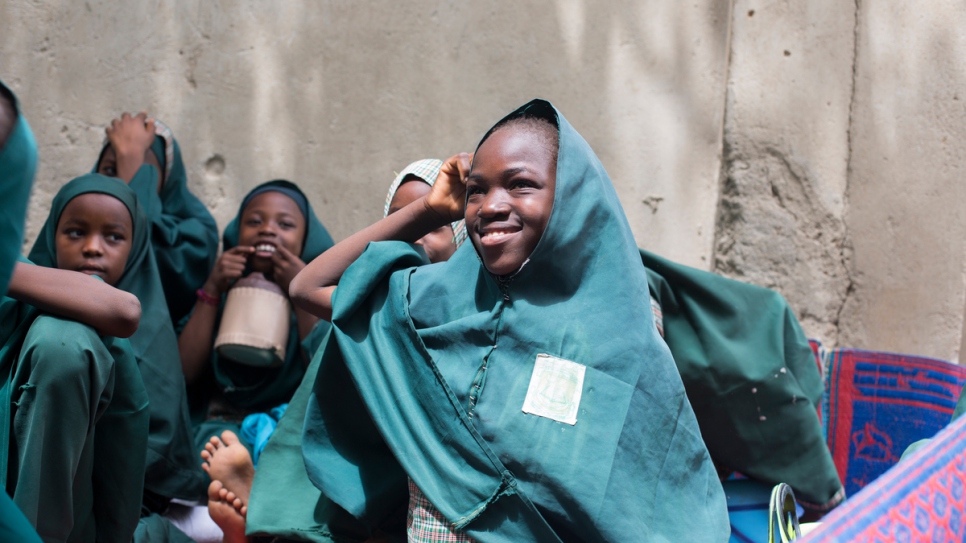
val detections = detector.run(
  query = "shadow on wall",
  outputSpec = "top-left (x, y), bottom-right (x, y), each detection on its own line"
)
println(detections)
top-left (2, 0), bottom-right (731, 268)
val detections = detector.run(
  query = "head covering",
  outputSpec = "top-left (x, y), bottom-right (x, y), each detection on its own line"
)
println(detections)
top-left (94, 119), bottom-right (220, 324)
top-left (304, 100), bottom-right (729, 541)
top-left (213, 180), bottom-right (335, 410)
top-left (223, 179), bottom-right (334, 262)
top-left (0, 81), bottom-right (37, 296)
top-left (28, 174), bottom-right (206, 500)
top-left (383, 159), bottom-right (468, 247)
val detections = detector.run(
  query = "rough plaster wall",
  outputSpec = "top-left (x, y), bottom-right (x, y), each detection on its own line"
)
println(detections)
top-left (0, 0), bottom-right (731, 269)
top-left (837, 0), bottom-right (966, 361)
top-left (713, 0), bottom-right (855, 342)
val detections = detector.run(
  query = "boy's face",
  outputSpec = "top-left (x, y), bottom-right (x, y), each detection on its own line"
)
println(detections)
top-left (238, 191), bottom-right (307, 274)
top-left (96, 144), bottom-right (164, 194)
top-left (55, 193), bottom-right (134, 286)
top-left (389, 178), bottom-right (457, 263)
top-left (465, 126), bottom-right (556, 276)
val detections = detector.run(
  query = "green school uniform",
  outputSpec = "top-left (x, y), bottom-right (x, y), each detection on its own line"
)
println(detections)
top-left (0, 80), bottom-right (43, 543)
top-left (94, 120), bottom-right (219, 324)
top-left (28, 174), bottom-right (207, 504)
top-left (0, 173), bottom-right (151, 540)
top-left (302, 100), bottom-right (730, 542)
top-left (0, 81), bottom-right (36, 296)
top-left (641, 250), bottom-right (844, 510)
top-left (192, 180), bottom-right (334, 448)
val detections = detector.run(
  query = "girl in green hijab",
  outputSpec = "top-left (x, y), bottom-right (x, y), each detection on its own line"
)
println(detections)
top-left (2, 173), bottom-right (155, 543)
top-left (179, 180), bottom-right (334, 453)
top-left (291, 100), bottom-right (730, 542)
top-left (28, 174), bottom-right (208, 512)
top-left (93, 112), bottom-right (219, 325)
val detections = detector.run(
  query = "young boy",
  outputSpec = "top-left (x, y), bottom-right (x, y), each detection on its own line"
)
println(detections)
top-left (3, 173), bottom-right (153, 543)
top-left (178, 180), bottom-right (334, 456)
top-left (28, 174), bottom-right (207, 518)
top-left (291, 101), bottom-right (730, 542)
top-left (94, 112), bottom-right (219, 324)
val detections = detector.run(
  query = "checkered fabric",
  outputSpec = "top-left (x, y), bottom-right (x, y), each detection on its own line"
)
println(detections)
top-left (407, 478), bottom-right (475, 543)
top-left (384, 158), bottom-right (468, 248)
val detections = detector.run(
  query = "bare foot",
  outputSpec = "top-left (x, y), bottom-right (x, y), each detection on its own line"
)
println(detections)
top-left (208, 480), bottom-right (248, 543)
top-left (200, 430), bottom-right (255, 506)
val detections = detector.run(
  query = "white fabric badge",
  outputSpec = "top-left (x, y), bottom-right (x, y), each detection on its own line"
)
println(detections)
top-left (522, 354), bottom-right (586, 425)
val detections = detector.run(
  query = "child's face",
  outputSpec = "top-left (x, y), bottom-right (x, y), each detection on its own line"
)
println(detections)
top-left (96, 144), bottom-right (163, 193)
top-left (465, 126), bottom-right (556, 276)
top-left (389, 178), bottom-right (457, 263)
top-left (55, 193), bottom-right (134, 286)
top-left (238, 191), bottom-right (307, 274)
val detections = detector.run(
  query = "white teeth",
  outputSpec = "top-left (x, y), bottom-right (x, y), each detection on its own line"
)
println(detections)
top-left (482, 230), bottom-right (515, 238)
top-left (255, 244), bottom-right (276, 253)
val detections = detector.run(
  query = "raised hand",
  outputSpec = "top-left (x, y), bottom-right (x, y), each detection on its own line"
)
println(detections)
top-left (271, 244), bottom-right (306, 294)
top-left (203, 246), bottom-right (255, 296)
top-left (105, 112), bottom-right (157, 183)
top-left (424, 152), bottom-right (472, 224)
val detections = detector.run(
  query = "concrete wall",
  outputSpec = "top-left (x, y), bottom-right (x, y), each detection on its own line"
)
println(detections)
top-left (2, 0), bottom-right (965, 361)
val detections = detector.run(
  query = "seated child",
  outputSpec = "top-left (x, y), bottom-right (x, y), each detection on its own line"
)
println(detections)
top-left (2, 174), bottom-right (152, 542)
top-left (0, 79), bottom-right (35, 294)
top-left (200, 159), bottom-right (467, 543)
top-left (178, 180), bottom-right (334, 455)
top-left (28, 174), bottom-right (207, 514)
top-left (94, 112), bottom-right (219, 324)
top-left (290, 100), bottom-right (730, 541)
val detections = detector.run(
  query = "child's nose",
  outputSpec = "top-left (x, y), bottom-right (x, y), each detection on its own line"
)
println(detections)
top-left (479, 191), bottom-right (510, 217)
top-left (82, 237), bottom-right (103, 255)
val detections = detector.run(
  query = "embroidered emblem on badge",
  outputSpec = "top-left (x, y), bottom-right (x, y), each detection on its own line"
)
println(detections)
top-left (522, 354), bottom-right (586, 425)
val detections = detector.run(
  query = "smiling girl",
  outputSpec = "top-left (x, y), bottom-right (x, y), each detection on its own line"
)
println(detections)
top-left (177, 180), bottom-right (334, 457)
top-left (291, 100), bottom-right (729, 542)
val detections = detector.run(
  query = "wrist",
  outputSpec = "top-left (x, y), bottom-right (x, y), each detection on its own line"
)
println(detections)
top-left (201, 279), bottom-right (222, 297)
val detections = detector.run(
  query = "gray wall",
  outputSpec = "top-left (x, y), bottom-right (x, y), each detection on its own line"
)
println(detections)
top-left (3, 0), bottom-right (965, 361)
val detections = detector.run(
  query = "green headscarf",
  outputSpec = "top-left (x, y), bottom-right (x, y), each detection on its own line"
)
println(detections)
top-left (0, 81), bottom-right (37, 296)
top-left (303, 100), bottom-right (729, 542)
top-left (28, 174), bottom-right (206, 500)
top-left (94, 120), bottom-right (219, 324)
top-left (213, 180), bottom-right (334, 410)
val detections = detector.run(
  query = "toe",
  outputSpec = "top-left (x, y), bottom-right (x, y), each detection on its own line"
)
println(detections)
top-left (209, 435), bottom-right (225, 449)
top-left (220, 430), bottom-right (242, 447)
top-left (208, 480), bottom-right (225, 501)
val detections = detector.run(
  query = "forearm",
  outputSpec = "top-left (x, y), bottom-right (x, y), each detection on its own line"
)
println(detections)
top-left (6, 262), bottom-right (141, 337)
top-left (290, 196), bottom-right (447, 320)
top-left (115, 149), bottom-right (145, 182)
top-left (177, 298), bottom-right (218, 384)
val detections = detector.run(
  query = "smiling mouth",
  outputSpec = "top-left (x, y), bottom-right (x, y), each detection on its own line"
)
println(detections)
top-left (478, 229), bottom-right (520, 246)
top-left (254, 244), bottom-right (277, 256)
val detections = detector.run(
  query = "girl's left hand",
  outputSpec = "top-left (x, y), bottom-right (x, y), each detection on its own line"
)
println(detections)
top-left (272, 244), bottom-right (306, 294)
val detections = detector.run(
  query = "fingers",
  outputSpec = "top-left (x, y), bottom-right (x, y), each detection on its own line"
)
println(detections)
top-left (456, 152), bottom-right (473, 183)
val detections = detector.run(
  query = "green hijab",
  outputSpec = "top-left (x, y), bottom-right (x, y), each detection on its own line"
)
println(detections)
top-left (213, 180), bottom-right (334, 410)
top-left (303, 100), bottom-right (729, 541)
top-left (94, 120), bottom-right (219, 324)
top-left (0, 81), bottom-right (37, 296)
top-left (28, 174), bottom-right (206, 500)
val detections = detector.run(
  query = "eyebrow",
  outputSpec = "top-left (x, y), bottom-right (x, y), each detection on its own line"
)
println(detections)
top-left (467, 166), bottom-right (532, 182)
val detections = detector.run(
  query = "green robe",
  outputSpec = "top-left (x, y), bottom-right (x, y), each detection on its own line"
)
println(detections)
top-left (303, 100), bottom-right (730, 542)
top-left (28, 174), bottom-right (207, 503)
top-left (192, 180), bottom-right (334, 448)
top-left (0, 80), bottom-right (44, 543)
top-left (642, 250), bottom-right (844, 510)
top-left (0, 81), bottom-right (36, 296)
top-left (94, 123), bottom-right (219, 325)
